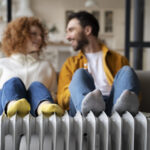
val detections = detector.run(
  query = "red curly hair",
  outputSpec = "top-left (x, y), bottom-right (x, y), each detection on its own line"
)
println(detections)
top-left (2, 16), bottom-right (48, 56)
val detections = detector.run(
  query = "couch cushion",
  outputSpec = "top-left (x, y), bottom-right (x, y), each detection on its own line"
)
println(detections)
top-left (136, 70), bottom-right (150, 112)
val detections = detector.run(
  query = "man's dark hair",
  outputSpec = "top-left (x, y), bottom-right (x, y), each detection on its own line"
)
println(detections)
top-left (67, 11), bottom-right (100, 37)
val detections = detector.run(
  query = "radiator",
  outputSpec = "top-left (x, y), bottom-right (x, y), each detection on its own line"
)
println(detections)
top-left (0, 111), bottom-right (150, 150)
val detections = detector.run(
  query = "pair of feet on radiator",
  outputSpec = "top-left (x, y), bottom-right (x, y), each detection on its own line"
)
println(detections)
top-left (81, 89), bottom-right (140, 117)
top-left (6, 99), bottom-right (64, 118)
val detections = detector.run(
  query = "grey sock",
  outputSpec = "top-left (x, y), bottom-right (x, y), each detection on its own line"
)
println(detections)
top-left (81, 89), bottom-right (105, 117)
top-left (112, 90), bottom-right (139, 115)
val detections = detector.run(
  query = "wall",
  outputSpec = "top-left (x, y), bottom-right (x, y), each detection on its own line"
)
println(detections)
top-left (31, 0), bottom-right (126, 49)
top-left (0, 0), bottom-right (150, 70)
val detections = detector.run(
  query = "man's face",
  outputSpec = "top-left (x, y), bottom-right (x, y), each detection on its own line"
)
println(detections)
top-left (66, 18), bottom-right (88, 51)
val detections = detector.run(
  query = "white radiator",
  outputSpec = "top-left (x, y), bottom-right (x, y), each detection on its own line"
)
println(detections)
top-left (0, 111), bottom-right (150, 150)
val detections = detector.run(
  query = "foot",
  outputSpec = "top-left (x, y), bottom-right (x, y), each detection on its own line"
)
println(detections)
top-left (81, 89), bottom-right (105, 117)
top-left (37, 101), bottom-right (65, 117)
top-left (7, 98), bottom-right (31, 118)
top-left (112, 90), bottom-right (139, 115)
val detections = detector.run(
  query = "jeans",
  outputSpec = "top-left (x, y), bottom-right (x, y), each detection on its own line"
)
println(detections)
top-left (69, 66), bottom-right (140, 116)
top-left (0, 77), bottom-right (54, 116)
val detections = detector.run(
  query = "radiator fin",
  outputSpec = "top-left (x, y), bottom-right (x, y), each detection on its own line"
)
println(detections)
top-left (0, 111), bottom-right (149, 150)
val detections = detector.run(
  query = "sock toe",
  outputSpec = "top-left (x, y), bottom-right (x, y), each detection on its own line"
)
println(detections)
top-left (112, 90), bottom-right (139, 115)
top-left (16, 98), bottom-right (31, 117)
top-left (39, 103), bottom-right (64, 117)
top-left (81, 89), bottom-right (105, 117)
top-left (7, 98), bottom-right (30, 118)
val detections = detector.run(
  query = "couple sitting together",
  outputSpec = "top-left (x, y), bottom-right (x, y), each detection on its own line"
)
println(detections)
top-left (0, 11), bottom-right (140, 118)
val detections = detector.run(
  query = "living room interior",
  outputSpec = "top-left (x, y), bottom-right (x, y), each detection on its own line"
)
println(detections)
top-left (0, 0), bottom-right (150, 71)
top-left (0, 1), bottom-right (150, 150)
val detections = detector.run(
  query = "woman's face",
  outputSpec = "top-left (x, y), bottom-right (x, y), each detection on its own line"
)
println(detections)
top-left (25, 25), bottom-right (43, 53)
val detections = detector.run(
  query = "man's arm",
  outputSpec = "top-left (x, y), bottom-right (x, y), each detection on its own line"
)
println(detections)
top-left (57, 58), bottom-right (73, 110)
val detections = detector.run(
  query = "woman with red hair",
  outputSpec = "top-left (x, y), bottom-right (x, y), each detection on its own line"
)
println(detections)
top-left (0, 17), bottom-right (64, 117)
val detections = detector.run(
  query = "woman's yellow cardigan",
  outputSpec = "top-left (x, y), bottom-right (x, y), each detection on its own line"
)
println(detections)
top-left (57, 44), bottom-right (129, 110)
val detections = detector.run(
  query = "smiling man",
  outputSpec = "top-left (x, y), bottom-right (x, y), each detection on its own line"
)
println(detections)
top-left (57, 11), bottom-right (140, 117)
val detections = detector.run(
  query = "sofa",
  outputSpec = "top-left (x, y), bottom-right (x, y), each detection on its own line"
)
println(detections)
top-left (136, 70), bottom-right (150, 113)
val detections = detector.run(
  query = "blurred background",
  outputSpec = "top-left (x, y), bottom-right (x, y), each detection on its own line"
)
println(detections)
top-left (0, 0), bottom-right (150, 71)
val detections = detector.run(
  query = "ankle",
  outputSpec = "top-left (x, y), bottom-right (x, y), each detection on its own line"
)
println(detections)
top-left (6, 100), bottom-right (16, 113)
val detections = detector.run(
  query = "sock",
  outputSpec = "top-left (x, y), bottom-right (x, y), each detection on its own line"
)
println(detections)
top-left (7, 98), bottom-right (31, 118)
top-left (37, 101), bottom-right (65, 117)
top-left (112, 90), bottom-right (139, 115)
top-left (81, 89), bottom-right (105, 117)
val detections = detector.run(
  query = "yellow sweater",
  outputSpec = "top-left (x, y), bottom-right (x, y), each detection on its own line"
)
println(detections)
top-left (57, 44), bottom-right (129, 110)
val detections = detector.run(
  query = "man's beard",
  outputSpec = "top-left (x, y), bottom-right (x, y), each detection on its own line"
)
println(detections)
top-left (73, 32), bottom-right (88, 51)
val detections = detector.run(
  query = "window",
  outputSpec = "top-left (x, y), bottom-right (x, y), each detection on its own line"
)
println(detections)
top-left (104, 11), bottom-right (113, 33)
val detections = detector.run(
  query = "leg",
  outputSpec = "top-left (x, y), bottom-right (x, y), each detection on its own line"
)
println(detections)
top-left (69, 68), bottom-right (105, 116)
top-left (27, 81), bottom-right (54, 116)
top-left (69, 98), bottom-right (76, 117)
top-left (1, 77), bottom-right (30, 117)
top-left (1, 77), bottom-right (27, 108)
top-left (107, 66), bottom-right (140, 115)
top-left (27, 82), bottom-right (64, 117)
top-left (69, 69), bottom-right (95, 112)
top-left (0, 90), bottom-right (3, 115)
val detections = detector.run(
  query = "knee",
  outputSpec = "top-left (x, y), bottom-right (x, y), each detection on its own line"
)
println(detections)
top-left (122, 65), bottom-right (131, 70)
top-left (29, 81), bottom-right (44, 88)
top-left (29, 81), bottom-right (47, 91)
top-left (70, 68), bottom-right (94, 89)
top-left (4, 77), bottom-right (23, 86)
top-left (120, 66), bottom-right (134, 74)
top-left (117, 66), bottom-right (139, 82)
top-left (2, 77), bottom-right (26, 96)
top-left (70, 69), bottom-right (87, 88)
top-left (73, 68), bottom-right (88, 78)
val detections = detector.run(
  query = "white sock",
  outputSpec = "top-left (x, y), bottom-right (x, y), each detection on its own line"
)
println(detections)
top-left (81, 89), bottom-right (105, 117)
top-left (112, 90), bottom-right (139, 115)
